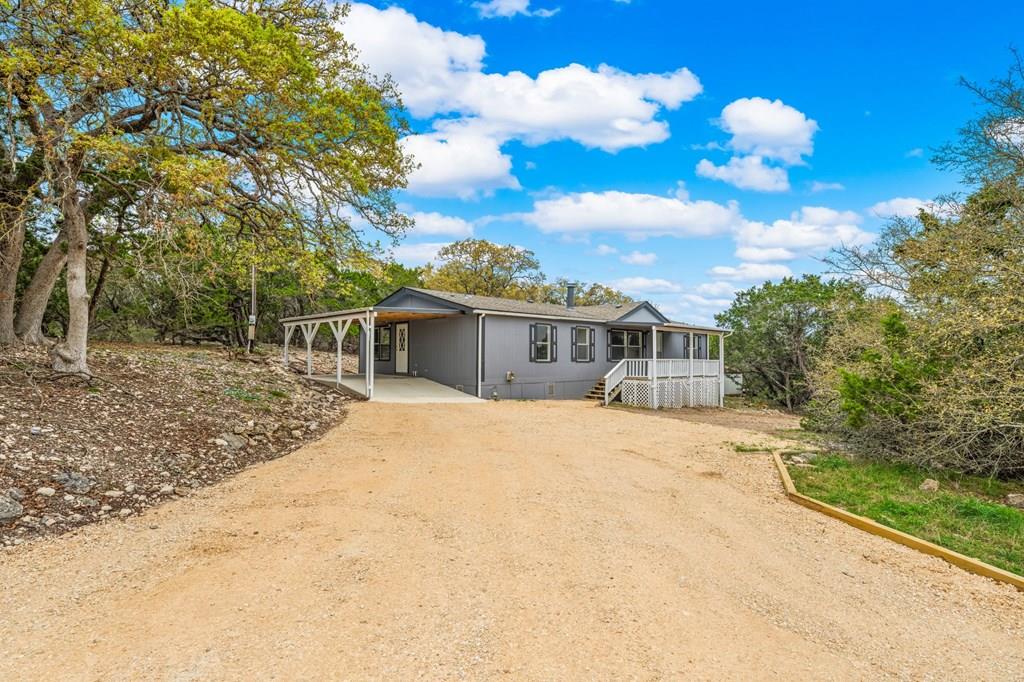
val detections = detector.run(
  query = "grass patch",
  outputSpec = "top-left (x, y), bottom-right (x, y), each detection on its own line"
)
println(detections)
top-left (789, 454), bottom-right (1024, 576)
top-left (224, 386), bottom-right (261, 402)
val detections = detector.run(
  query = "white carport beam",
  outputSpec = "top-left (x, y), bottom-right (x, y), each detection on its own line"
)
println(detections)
top-left (328, 319), bottom-right (353, 386)
top-left (282, 324), bottom-right (296, 367)
top-left (300, 322), bottom-right (321, 376)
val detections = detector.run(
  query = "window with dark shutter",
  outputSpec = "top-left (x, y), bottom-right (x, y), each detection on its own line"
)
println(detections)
top-left (573, 326), bottom-right (593, 362)
top-left (531, 323), bottom-right (554, 362)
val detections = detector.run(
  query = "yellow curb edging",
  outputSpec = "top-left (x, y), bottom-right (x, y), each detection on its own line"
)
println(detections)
top-left (771, 452), bottom-right (1024, 592)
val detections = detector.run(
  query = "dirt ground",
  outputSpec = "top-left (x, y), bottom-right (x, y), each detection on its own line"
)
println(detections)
top-left (1, 401), bottom-right (1022, 680)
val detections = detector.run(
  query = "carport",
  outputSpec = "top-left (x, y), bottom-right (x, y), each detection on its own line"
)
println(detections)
top-left (280, 304), bottom-right (476, 402)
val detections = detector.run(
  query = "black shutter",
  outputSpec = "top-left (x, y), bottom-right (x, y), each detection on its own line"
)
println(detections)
top-left (570, 326), bottom-right (577, 362)
top-left (589, 327), bottom-right (595, 363)
top-left (529, 324), bottom-right (536, 362)
top-left (606, 329), bottom-right (612, 361)
top-left (551, 325), bottom-right (558, 362)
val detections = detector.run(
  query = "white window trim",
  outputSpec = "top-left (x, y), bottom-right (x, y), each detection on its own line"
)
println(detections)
top-left (533, 323), bottom-right (554, 363)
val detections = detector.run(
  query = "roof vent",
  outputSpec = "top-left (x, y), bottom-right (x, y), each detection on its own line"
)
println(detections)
top-left (614, 303), bottom-right (623, 308)
top-left (566, 282), bottom-right (577, 309)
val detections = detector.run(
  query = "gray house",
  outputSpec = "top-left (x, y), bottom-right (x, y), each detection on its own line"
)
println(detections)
top-left (280, 285), bottom-right (728, 409)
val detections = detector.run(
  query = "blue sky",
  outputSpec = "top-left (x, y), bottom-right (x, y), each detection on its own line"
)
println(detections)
top-left (342, 0), bottom-right (1024, 323)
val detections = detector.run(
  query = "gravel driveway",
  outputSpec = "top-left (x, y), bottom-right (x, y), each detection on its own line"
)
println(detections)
top-left (1, 401), bottom-right (1021, 679)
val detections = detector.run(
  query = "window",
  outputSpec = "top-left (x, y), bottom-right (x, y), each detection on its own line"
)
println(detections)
top-left (572, 326), bottom-right (595, 362)
top-left (607, 329), bottom-right (644, 361)
top-left (373, 325), bottom-right (391, 362)
top-left (656, 331), bottom-right (664, 355)
top-left (529, 323), bottom-right (557, 362)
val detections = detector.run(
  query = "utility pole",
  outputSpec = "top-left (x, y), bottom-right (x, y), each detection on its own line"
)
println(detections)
top-left (247, 261), bottom-right (256, 354)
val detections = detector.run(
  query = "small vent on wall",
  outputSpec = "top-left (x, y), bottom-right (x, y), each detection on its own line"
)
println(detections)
top-left (546, 383), bottom-right (556, 397)
top-left (455, 384), bottom-right (464, 392)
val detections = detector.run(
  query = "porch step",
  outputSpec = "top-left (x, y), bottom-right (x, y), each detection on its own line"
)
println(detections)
top-left (585, 378), bottom-right (607, 401)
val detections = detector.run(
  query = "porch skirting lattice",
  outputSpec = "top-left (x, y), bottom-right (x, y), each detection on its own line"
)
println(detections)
top-left (620, 377), bottom-right (720, 409)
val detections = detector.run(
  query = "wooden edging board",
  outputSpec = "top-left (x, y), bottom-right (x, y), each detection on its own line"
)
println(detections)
top-left (770, 452), bottom-right (1024, 592)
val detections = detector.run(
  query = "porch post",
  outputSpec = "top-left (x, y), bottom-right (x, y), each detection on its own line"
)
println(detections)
top-left (718, 333), bottom-right (725, 408)
top-left (688, 333), bottom-right (694, 408)
top-left (651, 325), bottom-right (658, 409)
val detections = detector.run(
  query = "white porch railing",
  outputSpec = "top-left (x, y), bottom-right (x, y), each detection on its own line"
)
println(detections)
top-left (604, 358), bottom-right (722, 408)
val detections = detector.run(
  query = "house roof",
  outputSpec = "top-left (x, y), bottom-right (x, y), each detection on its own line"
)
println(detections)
top-left (281, 286), bottom-right (729, 333)
top-left (402, 287), bottom-right (651, 322)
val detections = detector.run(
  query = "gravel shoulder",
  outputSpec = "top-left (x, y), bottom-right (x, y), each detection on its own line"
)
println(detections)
top-left (1, 400), bottom-right (1022, 680)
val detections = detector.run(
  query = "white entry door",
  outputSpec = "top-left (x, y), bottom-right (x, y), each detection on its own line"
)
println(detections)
top-left (395, 322), bottom-right (409, 374)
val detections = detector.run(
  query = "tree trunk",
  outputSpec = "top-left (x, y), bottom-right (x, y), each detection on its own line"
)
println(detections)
top-left (51, 186), bottom-right (90, 374)
top-left (0, 208), bottom-right (26, 344)
top-left (14, 226), bottom-right (67, 344)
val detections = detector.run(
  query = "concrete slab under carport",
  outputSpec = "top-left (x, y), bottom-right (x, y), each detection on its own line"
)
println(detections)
top-left (310, 374), bottom-right (483, 404)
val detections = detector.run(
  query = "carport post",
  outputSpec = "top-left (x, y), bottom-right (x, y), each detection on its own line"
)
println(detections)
top-left (282, 324), bottom-right (295, 367)
top-left (300, 322), bottom-right (320, 376)
top-left (476, 313), bottom-right (486, 398)
top-left (367, 311), bottom-right (375, 400)
top-left (328, 319), bottom-right (352, 387)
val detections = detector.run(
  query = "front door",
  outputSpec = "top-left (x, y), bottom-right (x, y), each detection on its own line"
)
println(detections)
top-left (395, 322), bottom-right (409, 374)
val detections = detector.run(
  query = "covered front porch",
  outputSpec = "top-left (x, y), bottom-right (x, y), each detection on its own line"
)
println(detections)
top-left (603, 323), bottom-right (727, 409)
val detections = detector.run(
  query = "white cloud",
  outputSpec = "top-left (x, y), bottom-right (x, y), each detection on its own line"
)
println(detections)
top-left (522, 191), bottom-right (742, 238)
top-left (593, 244), bottom-right (618, 256)
top-left (611, 277), bottom-right (682, 294)
top-left (409, 211), bottom-right (474, 237)
top-left (435, 64), bottom-right (702, 151)
top-left (810, 181), bottom-right (845, 192)
top-left (390, 242), bottom-right (448, 265)
top-left (402, 132), bottom-right (520, 199)
top-left (905, 148), bottom-right (924, 158)
top-left (733, 206), bottom-right (873, 261)
top-left (344, 3), bottom-right (702, 156)
top-left (473, 0), bottom-right (559, 18)
top-left (670, 180), bottom-right (689, 200)
top-left (658, 294), bottom-right (732, 326)
top-left (696, 97), bottom-right (817, 193)
top-left (869, 196), bottom-right (928, 218)
top-left (695, 281), bottom-right (738, 297)
top-left (344, 4), bottom-right (485, 118)
top-left (717, 97), bottom-right (818, 165)
top-left (708, 262), bottom-right (793, 281)
top-left (620, 250), bottom-right (657, 265)
top-left (696, 155), bottom-right (790, 192)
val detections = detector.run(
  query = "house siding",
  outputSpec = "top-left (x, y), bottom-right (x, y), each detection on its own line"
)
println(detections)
top-left (357, 309), bottom-right (706, 400)
top-left (359, 315), bottom-right (477, 395)
top-left (481, 316), bottom-right (620, 399)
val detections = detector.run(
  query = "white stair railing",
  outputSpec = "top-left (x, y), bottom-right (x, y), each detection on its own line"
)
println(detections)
top-left (603, 360), bottom-right (628, 405)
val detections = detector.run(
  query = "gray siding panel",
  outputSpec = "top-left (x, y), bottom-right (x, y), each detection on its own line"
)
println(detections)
top-left (615, 304), bottom-right (665, 324)
top-left (482, 315), bottom-right (614, 399)
top-left (359, 315), bottom-right (477, 395)
top-left (408, 315), bottom-right (477, 392)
